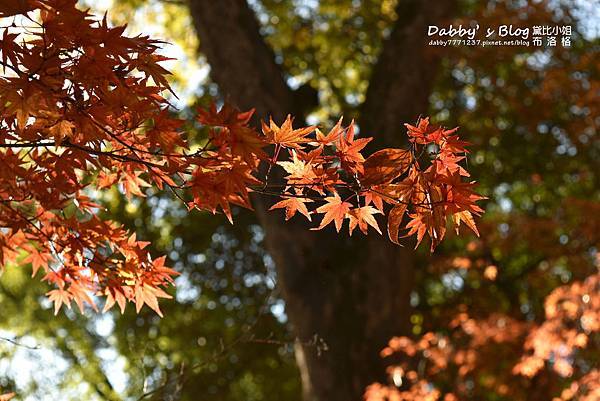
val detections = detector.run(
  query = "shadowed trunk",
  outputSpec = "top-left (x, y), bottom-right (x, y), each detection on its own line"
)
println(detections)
top-left (188, 1), bottom-right (454, 400)
top-left (359, 0), bottom-right (455, 148)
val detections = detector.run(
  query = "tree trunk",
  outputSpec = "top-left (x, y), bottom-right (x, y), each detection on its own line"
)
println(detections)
top-left (188, 1), bottom-right (454, 400)
top-left (359, 0), bottom-right (455, 148)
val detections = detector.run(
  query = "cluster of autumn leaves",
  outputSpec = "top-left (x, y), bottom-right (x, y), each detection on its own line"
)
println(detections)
top-left (366, 273), bottom-right (599, 401)
top-left (266, 114), bottom-right (485, 247)
top-left (196, 103), bottom-right (484, 251)
top-left (0, 0), bottom-right (482, 317)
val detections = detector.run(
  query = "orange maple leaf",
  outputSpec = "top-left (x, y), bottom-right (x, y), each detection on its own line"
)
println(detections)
top-left (197, 102), bottom-right (254, 127)
top-left (348, 206), bottom-right (382, 235)
top-left (452, 210), bottom-right (480, 236)
top-left (362, 148), bottom-right (412, 186)
top-left (135, 284), bottom-right (172, 317)
top-left (312, 194), bottom-right (352, 232)
top-left (23, 248), bottom-right (53, 277)
top-left (48, 120), bottom-right (75, 144)
top-left (278, 150), bottom-right (318, 187)
top-left (262, 115), bottom-right (315, 149)
top-left (336, 121), bottom-right (371, 174)
top-left (47, 288), bottom-right (73, 315)
top-left (314, 117), bottom-right (344, 145)
top-left (387, 204), bottom-right (408, 245)
top-left (270, 197), bottom-right (313, 221)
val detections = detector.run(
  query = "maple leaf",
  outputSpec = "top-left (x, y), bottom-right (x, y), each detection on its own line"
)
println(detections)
top-left (312, 194), bottom-right (352, 232)
top-left (441, 133), bottom-right (471, 154)
top-left (198, 103), bottom-right (266, 165)
top-left (47, 288), bottom-right (73, 315)
top-left (314, 117), bottom-right (344, 145)
top-left (135, 283), bottom-right (172, 317)
top-left (48, 120), bottom-right (75, 144)
top-left (403, 213), bottom-right (428, 249)
top-left (452, 210), bottom-right (480, 236)
top-left (6, 94), bottom-right (34, 129)
top-left (197, 102), bottom-right (254, 127)
top-left (122, 171), bottom-right (151, 199)
top-left (405, 184), bottom-right (447, 251)
top-left (0, 30), bottom-right (21, 72)
top-left (227, 125), bottom-right (267, 165)
top-left (262, 115), bottom-right (315, 149)
top-left (270, 196), bottom-right (312, 221)
top-left (190, 159), bottom-right (261, 223)
top-left (147, 110), bottom-right (186, 152)
top-left (133, 53), bottom-right (174, 92)
top-left (348, 206), bottom-right (382, 235)
top-left (278, 150), bottom-right (318, 187)
top-left (404, 117), bottom-right (439, 144)
top-left (405, 117), bottom-right (460, 146)
top-left (387, 204), bottom-right (408, 245)
top-left (431, 151), bottom-right (470, 177)
top-left (97, 170), bottom-right (119, 189)
top-left (69, 283), bottom-right (98, 313)
top-left (362, 148), bottom-right (412, 186)
top-left (427, 184), bottom-right (448, 249)
top-left (362, 190), bottom-right (384, 212)
top-left (102, 288), bottom-right (128, 314)
top-left (441, 171), bottom-right (486, 215)
top-left (363, 180), bottom-right (414, 211)
top-left (336, 121), bottom-right (371, 174)
top-left (23, 248), bottom-right (53, 277)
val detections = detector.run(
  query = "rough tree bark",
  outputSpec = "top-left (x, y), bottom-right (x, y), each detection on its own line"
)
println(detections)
top-left (188, 1), bottom-right (455, 400)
